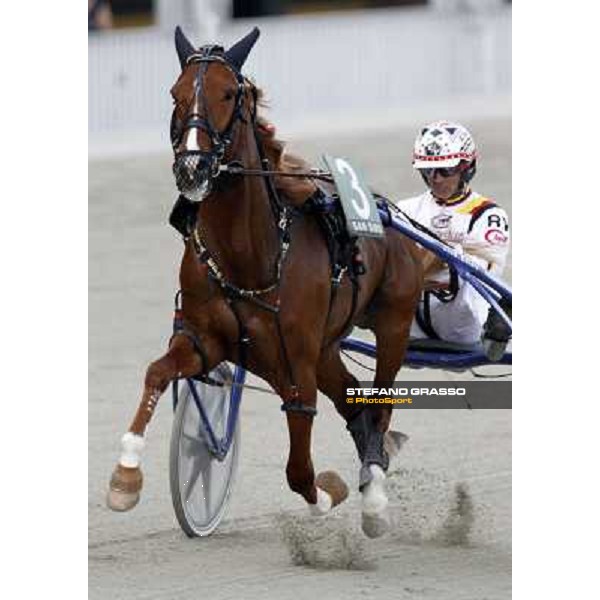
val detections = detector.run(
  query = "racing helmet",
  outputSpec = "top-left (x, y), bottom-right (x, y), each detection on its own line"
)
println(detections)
top-left (413, 120), bottom-right (477, 184)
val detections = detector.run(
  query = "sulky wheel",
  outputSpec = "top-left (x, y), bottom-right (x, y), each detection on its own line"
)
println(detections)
top-left (169, 363), bottom-right (240, 537)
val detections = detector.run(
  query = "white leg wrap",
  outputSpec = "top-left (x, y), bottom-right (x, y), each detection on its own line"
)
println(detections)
top-left (361, 465), bottom-right (388, 515)
top-left (119, 432), bottom-right (145, 468)
top-left (308, 487), bottom-right (333, 516)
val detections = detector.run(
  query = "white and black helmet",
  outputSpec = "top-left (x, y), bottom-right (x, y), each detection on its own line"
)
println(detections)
top-left (413, 120), bottom-right (477, 183)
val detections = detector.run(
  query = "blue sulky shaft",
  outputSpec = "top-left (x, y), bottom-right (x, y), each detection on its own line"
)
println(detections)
top-left (340, 336), bottom-right (511, 368)
top-left (379, 208), bottom-right (512, 333)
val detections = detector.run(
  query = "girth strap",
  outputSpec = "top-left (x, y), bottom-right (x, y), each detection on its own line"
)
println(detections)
top-left (224, 297), bottom-right (251, 371)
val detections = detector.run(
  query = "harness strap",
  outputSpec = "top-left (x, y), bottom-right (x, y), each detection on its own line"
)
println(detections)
top-left (382, 198), bottom-right (460, 303)
top-left (217, 276), bottom-right (280, 312)
top-left (222, 288), bottom-right (305, 415)
top-left (334, 274), bottom-right (359, 340)
top-left (170, 312), bottom-right (214, 382)
top-left (302, 187), bottom-right (364, 332)
top-left (170, 291), bottom-right (225, 386)
top-left (275, 313), bottom-right (299, 400)
top-left (415, 292), bottom-right (441, 340)
top-left (327, 264), bottom-right (345, 319)
top-left (224, 297), bottom-right (251, 370)
top-left (280, 402), bottom-right (317, 417)
top-left (431, 267), bottom-right (460, 304)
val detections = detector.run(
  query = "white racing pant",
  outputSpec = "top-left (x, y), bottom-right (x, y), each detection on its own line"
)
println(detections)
top-left (410, 282), bottom-right (489, 344)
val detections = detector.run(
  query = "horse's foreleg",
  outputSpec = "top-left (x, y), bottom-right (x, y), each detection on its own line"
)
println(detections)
top-left (283, 384), bottom-right (349, 516)
top-left (284, 405), bottom-right (317, 505)
top-left (107, 336), bottom-right (203, 512)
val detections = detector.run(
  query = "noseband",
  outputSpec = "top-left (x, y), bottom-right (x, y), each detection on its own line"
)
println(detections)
top-left (171, 46), bottom-right (256, 198)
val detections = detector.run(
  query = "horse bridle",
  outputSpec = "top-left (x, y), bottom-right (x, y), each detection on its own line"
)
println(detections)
top-left (172, 46), bottom-right (334, 195)
top-left (171, 46), bottom-right (257, 198)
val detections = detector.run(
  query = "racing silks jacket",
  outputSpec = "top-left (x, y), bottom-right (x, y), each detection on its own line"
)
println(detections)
top-left (398, 189), bottom-right (510, 286)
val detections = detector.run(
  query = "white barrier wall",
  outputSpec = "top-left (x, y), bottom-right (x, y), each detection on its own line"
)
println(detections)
top-left (89, 6), bottom-right (510, 152)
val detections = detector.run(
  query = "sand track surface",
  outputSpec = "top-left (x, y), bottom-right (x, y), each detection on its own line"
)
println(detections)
top-left (89, 119), bottom-right (511, 599)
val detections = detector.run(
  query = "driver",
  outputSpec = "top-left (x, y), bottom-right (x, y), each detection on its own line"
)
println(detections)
top-left (397, 120), bottom-right (511, 358)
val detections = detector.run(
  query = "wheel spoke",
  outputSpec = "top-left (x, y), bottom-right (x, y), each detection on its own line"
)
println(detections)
top-left (182, 431), bottom-right (204, 446)
top-left (183, 449), bottom-right (207, 503)
top-left (181, 435), bottom-right (210, 502)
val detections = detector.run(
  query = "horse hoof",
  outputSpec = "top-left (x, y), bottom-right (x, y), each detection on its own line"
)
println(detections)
top-left (361, 511), bottom-right (389, 539)
top-left (106, 464), bottom-right (143, 512)
top-left (361, 465), bottom-right (388, 514)
top-left (107, 489), bottom-right (140, 512)
top-left (361, 465), bottom-right (389, 537)
top-left (316, 471), bottom-right (349, 508)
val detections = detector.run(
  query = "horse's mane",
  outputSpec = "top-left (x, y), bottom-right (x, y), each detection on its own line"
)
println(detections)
top-left (252, 83), bottom-right (318, 204)
top-left (252, 84), bottom-right (285, 166)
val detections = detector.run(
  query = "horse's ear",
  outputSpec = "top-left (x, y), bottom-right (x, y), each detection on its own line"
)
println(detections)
top-left (175, 26), bottom-right (196, 69)
top-left (224, 27), bottom-right (260, 71)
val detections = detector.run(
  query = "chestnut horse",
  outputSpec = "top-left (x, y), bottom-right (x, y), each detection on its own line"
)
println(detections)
top-left (107, 27), bottom-right (423, 538)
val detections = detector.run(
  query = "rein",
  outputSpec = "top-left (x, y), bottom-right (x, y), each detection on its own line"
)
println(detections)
top-left (218, 163), bottom-right (334, 182)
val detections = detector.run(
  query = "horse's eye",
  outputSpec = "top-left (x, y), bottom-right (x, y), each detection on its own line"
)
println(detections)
top-left (223, 90), bottom-right (235, 102)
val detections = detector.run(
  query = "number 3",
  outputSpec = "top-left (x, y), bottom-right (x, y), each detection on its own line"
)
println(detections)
top-left (334, 158), bottom-right (371, 219)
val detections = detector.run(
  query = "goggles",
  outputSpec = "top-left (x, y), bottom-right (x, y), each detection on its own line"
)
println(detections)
top-left (420, 163), bottom-right (466, 179)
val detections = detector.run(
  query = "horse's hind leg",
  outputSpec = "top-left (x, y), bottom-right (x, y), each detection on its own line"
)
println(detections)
top-left (316, 343), bottom-right (366, 435)
top-left (317, 344), bottom-right (405, 536)
top-left (358, 297), bottom-right (417, 537)
top-left (106, 336), bottom-right (203, 512)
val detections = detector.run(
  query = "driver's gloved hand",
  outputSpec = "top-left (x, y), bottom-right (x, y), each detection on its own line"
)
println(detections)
top-left (169, 195), bottom-right (198, 238)
top-left (481, 297), bottom-right (512, 362)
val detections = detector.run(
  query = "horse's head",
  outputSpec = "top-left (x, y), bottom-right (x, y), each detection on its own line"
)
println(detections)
top-left (170, 27), bottom-right (260, 201)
